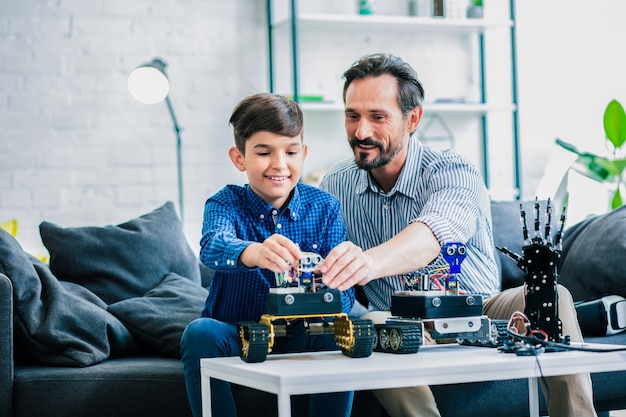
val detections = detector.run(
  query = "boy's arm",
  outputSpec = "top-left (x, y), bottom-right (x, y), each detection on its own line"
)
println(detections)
top-left (200, 197), bottom-right (301, 273)
top-left (199, 197), bottom-right (252, 272)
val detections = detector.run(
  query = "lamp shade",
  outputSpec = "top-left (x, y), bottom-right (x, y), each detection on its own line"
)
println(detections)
top-left (127, 58), bottom-right (170, 104)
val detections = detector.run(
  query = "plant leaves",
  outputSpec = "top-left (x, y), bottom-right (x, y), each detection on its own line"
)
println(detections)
top-left (611, 158), bottom-right (626, 174)
top-left (594, 157), bottom-right (626, 176)
top-left (571, 154), bottom-right (615, 183)
top-left (556, 137), bottom-right (626, 182)
top-left (555, 138), bottom-right (582, 155)
top-left (604, 99), bottom-right (626, 149)
top-left (555, 100), bottom-right (626, 210)
top-left (611, 188), bottom-right (623, 210)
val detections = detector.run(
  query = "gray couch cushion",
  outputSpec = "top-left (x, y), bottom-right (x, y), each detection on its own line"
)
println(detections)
top-left (491, 200), bottom-right (526, 289)
top-left (0, 229), bottom-right (135, 367)
top-left (40, 202), bottom-right (201, 305)
top-left (559, 205), bottom-right (626, 301)
top-left (108, 272), bottom-right (208, 357)
top-left (13, 357), bottom-right (193, 417)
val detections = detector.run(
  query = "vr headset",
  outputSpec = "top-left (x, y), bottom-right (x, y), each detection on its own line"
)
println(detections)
top-left (575, 295), bottom-right (626, 337)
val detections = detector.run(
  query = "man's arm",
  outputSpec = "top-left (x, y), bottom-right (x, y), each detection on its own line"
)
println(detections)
top-left (318, 221), bottom-right (440, 292)
top-left (319, 195), bottom-right (355, 313)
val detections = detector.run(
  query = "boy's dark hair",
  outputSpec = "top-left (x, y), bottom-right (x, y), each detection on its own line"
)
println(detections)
top-left (342, 53), bottom-right (425, 117)
top-left (229, 93), bottom-right (303, 153)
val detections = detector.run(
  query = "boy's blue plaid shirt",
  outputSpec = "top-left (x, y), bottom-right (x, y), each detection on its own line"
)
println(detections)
top-left (199, 182), bottom-right (354, 323)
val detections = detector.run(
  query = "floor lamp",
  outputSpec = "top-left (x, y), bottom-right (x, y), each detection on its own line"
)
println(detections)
top-left (127, 57), bottom-right (184, 223)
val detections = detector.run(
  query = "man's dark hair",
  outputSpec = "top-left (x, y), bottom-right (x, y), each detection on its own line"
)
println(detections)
top-left (229, 93), bottom-right (303, 153)
top-left (342, 53), bottom-right (425, 117)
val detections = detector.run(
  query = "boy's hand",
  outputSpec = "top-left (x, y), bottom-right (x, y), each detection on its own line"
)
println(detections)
top-left (240, 234), bottom-right (302, 273)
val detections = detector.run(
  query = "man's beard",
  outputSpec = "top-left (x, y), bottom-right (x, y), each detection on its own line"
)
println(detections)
top-left (350, 137), bottom-right (402, 171)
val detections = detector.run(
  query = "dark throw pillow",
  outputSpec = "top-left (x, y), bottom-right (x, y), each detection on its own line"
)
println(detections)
top-left (559, 206), bottom-right (626, 301)
top-left (0, 229), bottom-right (135, 367)
top-left (40, 202), bottom-right (201, 305)
top-left (108, 272), bottom-right (208, 357)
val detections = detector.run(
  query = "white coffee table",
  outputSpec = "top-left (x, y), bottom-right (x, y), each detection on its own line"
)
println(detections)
top-left (200, 343), bottom-right (626, 417)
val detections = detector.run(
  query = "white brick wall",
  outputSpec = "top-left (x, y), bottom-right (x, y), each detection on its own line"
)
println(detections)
top-left (0, 0), bottom-right (268, 255)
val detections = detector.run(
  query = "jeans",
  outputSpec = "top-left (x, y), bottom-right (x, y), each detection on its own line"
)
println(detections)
top-left (180, 317), bottom-right (354, 417)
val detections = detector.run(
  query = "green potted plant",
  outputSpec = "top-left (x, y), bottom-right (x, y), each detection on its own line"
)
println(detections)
top-left (556, 99), bottom-right (626, 210)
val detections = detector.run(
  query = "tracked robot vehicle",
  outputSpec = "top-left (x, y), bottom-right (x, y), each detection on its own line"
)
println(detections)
top-left (237, 252), bottom-right (376, 363)
top-left (373, 243), bottom-right (510, 354)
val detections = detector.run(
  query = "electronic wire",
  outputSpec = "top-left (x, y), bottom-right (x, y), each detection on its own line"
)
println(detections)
top-left (510, 332), bottom-right (626, 353)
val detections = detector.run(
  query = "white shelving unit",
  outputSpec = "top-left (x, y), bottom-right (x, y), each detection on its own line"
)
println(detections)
top-left (299, 100), bottom-right (515, 114)
top-left (273, 12), bottom-right (511, 34)
top-left (266, 0), bottom-right (520, 197)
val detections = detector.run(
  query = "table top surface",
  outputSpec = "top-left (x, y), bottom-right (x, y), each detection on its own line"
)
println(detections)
top-left (200, 342), bottom-right (626, 396)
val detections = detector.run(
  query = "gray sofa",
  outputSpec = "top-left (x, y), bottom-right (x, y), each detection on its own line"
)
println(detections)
top-left (2, 200), bottom-right (626, 417)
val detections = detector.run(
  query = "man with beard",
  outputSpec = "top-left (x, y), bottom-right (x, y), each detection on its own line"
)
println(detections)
top-left (316, 53), bottom-right (596, 417)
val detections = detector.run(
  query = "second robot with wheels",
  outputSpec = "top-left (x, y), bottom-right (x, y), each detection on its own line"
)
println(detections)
top-left (374, 243), bottom-right (509, 354)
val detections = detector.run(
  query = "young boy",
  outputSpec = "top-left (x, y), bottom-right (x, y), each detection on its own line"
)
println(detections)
top-left (180, 93), bottom-right (355, 417)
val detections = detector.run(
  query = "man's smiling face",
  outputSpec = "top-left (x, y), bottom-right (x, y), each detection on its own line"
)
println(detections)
top-left (344, 74), bottom-right (410, 171)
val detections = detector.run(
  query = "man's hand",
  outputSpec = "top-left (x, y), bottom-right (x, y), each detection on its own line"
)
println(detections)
top-left (240, 234), bottom-right (302, 273)
top-left (317, 223), bottom-right (440, 291)
top-left (316, 241), bottom-right (375, 291)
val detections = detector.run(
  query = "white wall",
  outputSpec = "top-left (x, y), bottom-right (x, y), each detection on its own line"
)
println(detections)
top-left (2, 0), bottom-right (626, 256)
top-left (0, 0), bottom-right (266, 255)
top-left (515, 0), bottom-right (626, 222)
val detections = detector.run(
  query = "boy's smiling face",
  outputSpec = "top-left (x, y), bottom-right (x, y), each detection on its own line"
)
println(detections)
top-left (229, 130), bottom-right (307, 209)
